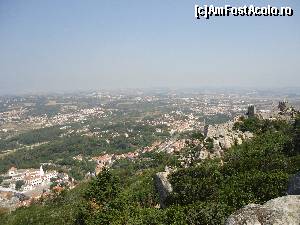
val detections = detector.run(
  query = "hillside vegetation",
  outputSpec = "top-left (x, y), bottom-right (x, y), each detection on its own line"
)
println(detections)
top-left (0, 115), bottom-right (299, 225)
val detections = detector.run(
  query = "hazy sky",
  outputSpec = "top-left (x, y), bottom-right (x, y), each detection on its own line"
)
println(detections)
top-left (0, 0), bottom-right (299, 94)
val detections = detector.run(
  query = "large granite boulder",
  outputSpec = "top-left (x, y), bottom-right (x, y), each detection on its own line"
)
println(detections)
top-left (154, 171), bottom-right (172, 208)
top-left (225, 195), bottom-right (300, 225)
top-left (287, 172), bottom-right (300, 195)
top-left (199, 149), bottom-right (209, 159)
top-left (223, 136), bottom-right (233, 149)
top-left (213, 139), bottom-right (222, 150)
top-left (244, 131), bottom-right (254, 139)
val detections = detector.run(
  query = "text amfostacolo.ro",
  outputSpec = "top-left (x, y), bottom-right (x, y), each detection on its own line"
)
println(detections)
top-left (195, 4), bottom-right (294, 19)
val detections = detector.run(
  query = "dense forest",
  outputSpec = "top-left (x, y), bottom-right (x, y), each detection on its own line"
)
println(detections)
top-left (0, 114), bottom-right (299, 225)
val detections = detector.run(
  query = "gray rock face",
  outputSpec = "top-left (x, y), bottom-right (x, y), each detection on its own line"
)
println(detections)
top-left (204, 120), bottom-right (253, 155)
top-left (225, 195), bottom-right (300, 225)
top-left (287, 172), bottom-right (300, 195)
top-left (154, 171), bottom-right (172, 208)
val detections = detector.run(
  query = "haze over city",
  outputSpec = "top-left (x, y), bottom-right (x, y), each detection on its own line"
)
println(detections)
top-left (0, 0), bottom-right (299, 94)
top-left (1, 1), bottom-right (300, 224)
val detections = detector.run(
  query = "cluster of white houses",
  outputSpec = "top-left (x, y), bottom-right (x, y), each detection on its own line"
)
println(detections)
top-left (8, 166), bottom-right (58, 191)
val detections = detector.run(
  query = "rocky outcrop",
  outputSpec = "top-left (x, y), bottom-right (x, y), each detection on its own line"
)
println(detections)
top-left (203, 120), bottom-right (253, 159)
top-left (287, 172), bottom-right (300, 195)
top-left (154, 170), bottom-right (172, 208)
top-left (225, 195), bottom-right (300, 225)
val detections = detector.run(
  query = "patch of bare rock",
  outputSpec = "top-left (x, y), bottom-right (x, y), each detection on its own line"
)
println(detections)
top-left (225, 195), bottom-right (300, 225)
